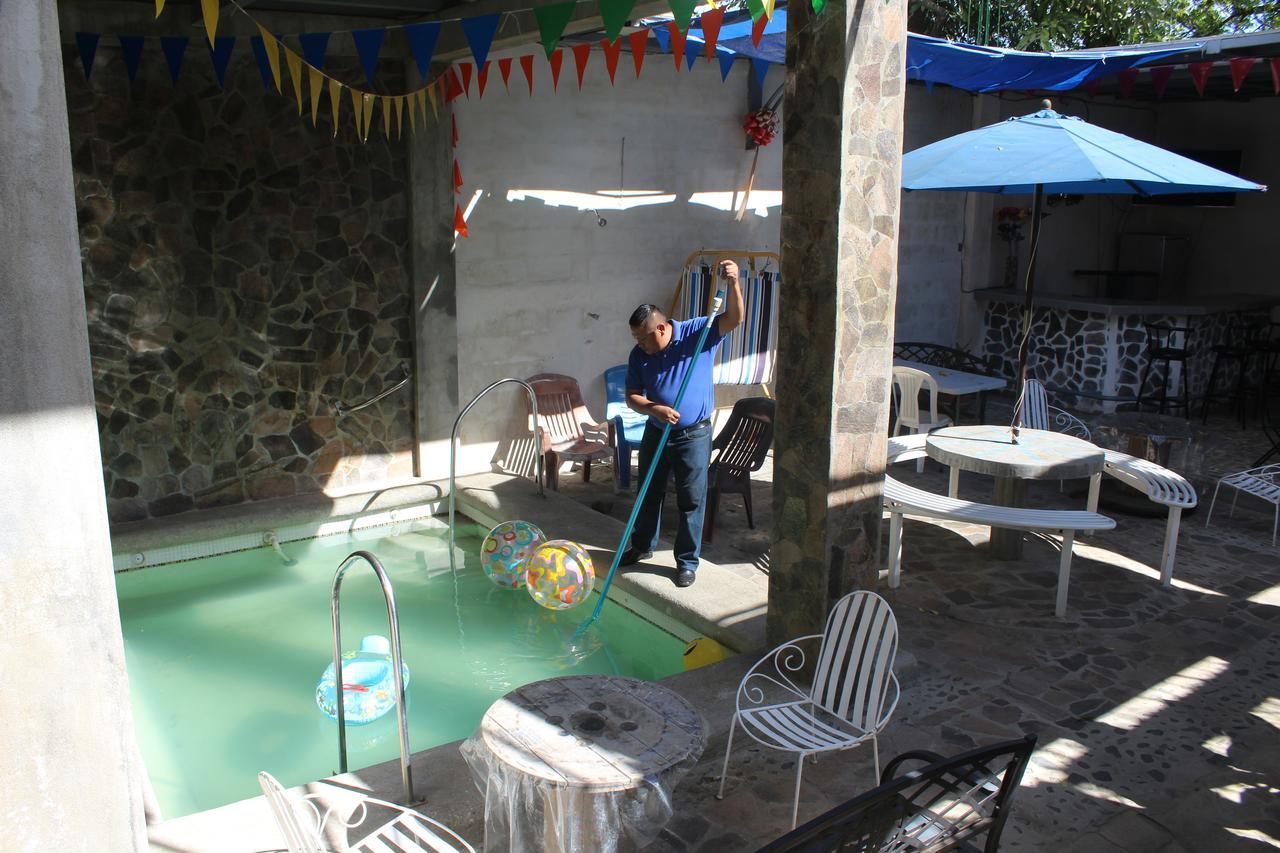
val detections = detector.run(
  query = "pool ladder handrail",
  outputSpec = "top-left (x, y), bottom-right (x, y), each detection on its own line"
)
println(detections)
top-left (330, 550), bottom-right (414, 803)
top-left (448, 378), bottom-right (545, 573)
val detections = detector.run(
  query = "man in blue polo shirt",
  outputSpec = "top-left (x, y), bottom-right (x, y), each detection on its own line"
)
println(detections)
top-left (621, 260), bottom-right (745, 587)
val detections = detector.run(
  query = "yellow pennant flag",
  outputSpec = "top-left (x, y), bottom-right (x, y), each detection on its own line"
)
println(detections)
top-left (362, 93), bottom-right (375, 142)
top-left (308, 67), bottom-right (323, 126)
top-left (285, 49), bottom-right (303, 114)
top-left (256, 24), bottom-right (281, 92)
top-left (407, 93), bottom-right (417, 133)
top-left (426, 84), bottom-right (438, 119)
top-left (417, 89), bottom-right (428, 124)
top-left (200, 0), bottom-right (219, 45)
top-left (762, 0), bottom-right (776, 17)
top-left (155, 0), bottom-right (166, 18)
top-left (381, 96), bottom-right (392, 139)
top-left (328, 78), bottom-right (341, 137)
top-left (393, 96), bottom-right (404, 138)
top-left (349, 87), bottom-right (363, 139)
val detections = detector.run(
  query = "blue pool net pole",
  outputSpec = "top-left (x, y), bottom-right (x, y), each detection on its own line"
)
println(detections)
top-left (576, 287), bottom-right (726, 637)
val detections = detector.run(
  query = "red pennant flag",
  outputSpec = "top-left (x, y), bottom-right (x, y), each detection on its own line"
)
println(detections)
top-left (1117, 69), bottom-right (1138, 98)
top-left (751, 14), bottom-right (767, 48)
top-left (549, 48), bottom-right (564, 91)
top-left (1271, 57), bottom-right (1280, 94)
top-left (498, 56), bottom-right (513, 91)
top-left (1229, 56), bottom-right (1257, 91)
top-left (1083, 80), bottom-right (1100, 98)
top-left (453, 160), bottom-right (463, 193)
top-left (602, 38), bottom-right (622, 84)
top-left (1189, 61), bottom-right (1212, 96)
top-left (571, 43), bottom-right (591, 89)
top-left (459, 61), bottom-right (473, 97)
top-left (520, 54), bottom-right (535, 94)
top-left (1150, 65), bottom-right (1174, 99)
top-left (668, 22), bottom-right (686, 71)
top-left (445, 67), bottom-right (464, 101)
top-left (477, 60), bottom-right (490, 97)
top-left (629, 29), bottom-right (649, 78)
top-left (453, 204), bottom-right (469, 237)
top-left (451, 113), bottom-right (458, 147)
top-left (699, 8), bottom-right (725, 58)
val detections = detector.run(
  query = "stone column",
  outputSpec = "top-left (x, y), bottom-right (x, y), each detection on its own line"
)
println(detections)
top-left (0, 3), bottom-right (146, 849)
top-left (768, 0), bottom-right (907, 642)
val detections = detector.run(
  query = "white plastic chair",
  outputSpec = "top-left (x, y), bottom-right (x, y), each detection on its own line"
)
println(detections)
top-left (1205, 464), bottom-right (1280, 546)
top-left (258, 771), bottom-right (475, 853)
top-left (716, 591), bottom-right (900, 829)
top-left (892, 366), bottom-right (951, 472)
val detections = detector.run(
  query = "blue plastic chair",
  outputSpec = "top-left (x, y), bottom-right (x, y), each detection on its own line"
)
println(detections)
top-left (604, 365), bottom-right (647, 492)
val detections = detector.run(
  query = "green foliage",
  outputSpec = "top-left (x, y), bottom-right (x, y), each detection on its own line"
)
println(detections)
top-left (908, 0), bottom-right (1280, 50)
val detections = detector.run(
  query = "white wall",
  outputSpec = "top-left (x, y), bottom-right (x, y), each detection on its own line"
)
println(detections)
top-left (451, 48), bottom-right (783, 449)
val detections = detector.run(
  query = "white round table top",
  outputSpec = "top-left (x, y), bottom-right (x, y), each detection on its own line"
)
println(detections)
top-left (477, 675), bottom-right (706, 793)
top-left (926, 425), bottom-right (1103, 481)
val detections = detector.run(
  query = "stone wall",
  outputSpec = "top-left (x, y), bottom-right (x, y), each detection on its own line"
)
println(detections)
top-left (65, 43), bottom-right (417, 522)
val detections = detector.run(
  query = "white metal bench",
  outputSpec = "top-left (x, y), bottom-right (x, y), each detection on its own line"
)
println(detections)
top-left (1089, 449), bottom-right (1198, 585)
top-left (882, 475), bottom-right (1115, 617)
top-left (887, 433), bottom-right (930, 465)
top-left (1205, 464), bottom-right (1280, 546)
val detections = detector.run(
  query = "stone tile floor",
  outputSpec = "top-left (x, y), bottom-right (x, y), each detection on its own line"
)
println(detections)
top-left (550, 401), bottom-right (1280, 851)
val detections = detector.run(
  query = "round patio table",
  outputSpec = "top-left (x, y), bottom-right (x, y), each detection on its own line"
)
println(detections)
top-left (465, 675), bottom-right (706, 853)
top-left (926, 425), bottom-right (1104, 559)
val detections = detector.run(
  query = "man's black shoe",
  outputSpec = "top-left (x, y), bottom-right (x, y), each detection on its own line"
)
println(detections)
top-left (674, 569), bottom-right (697, 588)
top-left (620, 548), bottom-right (652, 566)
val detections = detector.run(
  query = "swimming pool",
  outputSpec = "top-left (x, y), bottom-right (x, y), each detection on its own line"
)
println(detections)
top-left (115, 514), bottom-right (688, 818)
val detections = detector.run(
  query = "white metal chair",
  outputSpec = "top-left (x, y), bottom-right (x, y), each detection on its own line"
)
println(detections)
top-left (716, 591), bottom-right (900, 829)
top-left (1205, 464), bottom-right (1280, 546)
top-left (892, 366), bottom-right (951, 473)
top-left (258, 771), bottom-right (475, 853)
top-left (1017, 378), bottom-right (1090, 440)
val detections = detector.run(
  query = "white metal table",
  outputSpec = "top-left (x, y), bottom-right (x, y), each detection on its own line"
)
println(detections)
top-left (926, 425), bottom-right (1104, 559)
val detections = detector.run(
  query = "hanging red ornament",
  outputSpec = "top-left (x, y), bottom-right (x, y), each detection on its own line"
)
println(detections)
top-left (742, 106), bottom-right (778, 147)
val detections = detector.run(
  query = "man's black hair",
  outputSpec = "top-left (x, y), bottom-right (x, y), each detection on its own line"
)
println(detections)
top-left (629, 304), bottom-right (665, 328)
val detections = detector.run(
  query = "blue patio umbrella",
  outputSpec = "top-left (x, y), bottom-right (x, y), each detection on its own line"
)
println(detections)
top-left (902, 103), bottom-right (1266, 431)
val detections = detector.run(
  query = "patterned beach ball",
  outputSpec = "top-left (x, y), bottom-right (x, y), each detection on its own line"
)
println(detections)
top-left (525, 539), bottom-right (595, 610)
top-left (481, 521), bottom-right (546, 589)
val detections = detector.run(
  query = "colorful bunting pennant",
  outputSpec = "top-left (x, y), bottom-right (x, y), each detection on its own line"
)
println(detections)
top-left (285, 48), bottom-right (304, 113)
top-left (453, 160), bottom-right (463, 193)
top-left (746, 0), bottom-right (765, 22)
top-left (155, 0), bottom-right (165, 18)
top-left (200, 0), bottom-right (219, 46)
top-left (119, 36), bottom-right (145, 83)
top-left (477, 61), bottom-right (491, 97)
top-left (459, 61), bottom-right (474, 96)
top-left (499, 56), bottom-right (513, 91)
top-left (549, 48), bottom-right (565, 90)
top-left (718, 53), bottom-right (735, 81)
top-left (404, 22), bottom-right (441, 78)
top-left (572, 43), bottom-right (591, 88)
top-left (298, 32), bottom-right (331, 71)
top-left (1230, 56), bottom-right (1257, 91)
top-left (393, 95), bottom-right (404, 136)
top-left (250, 36), bottom-right (275, 89)
top-left (454, 204), bottom-right (469, 237)
top-left (349, 87), bottom-right (363, 139)
top-left (763, 0), bottom-right (777, 19)
top-left (811, 0), bottom-right (827, 14)
top-left (76, 32), bottom-right (100, 80)
top-left (535, 2), bottom-right (577, 59)
top-left (160, 36), bottom-right (188, 84)
top-left (426, 83), bottom-right (438, 117)
top-left (445, 66), bottom-right (464, 101)
top-left (602, 38), bottom-right (622, 85)
top-left (699, 9), bottom-right (724, 58)
top-left (751, 13), bottom-right (767, 47)
top-left (629, 29), bottom-right (648, 78)
top-left (1271, 58), bottom-right (1280, 95)
top-left (209, 36), bottom-right (235, 88)
top-left (461, 13), bottom-right (501, 68)
top-left (309, 67), bottom-right (323, 125)
top-left (328, 77), bottom-right (341, 136)
top-left (256, 24), bottom-right (281, 91)
top-left (363, 92), bottom-right (375, 142)
top-left (1150, 65), bottom-right (1174, 99)
top-left (1117, 68), bottom-right (1137, 98)
top-left (685, 45), bottom-right (697, 70)
top-left (352, 27), bottom-right (386, 84)
top-left (382, 95), bottom-right (392, 138)
top-left (751, 57), bottom-right (769, 89)
top-left (668, 0), bottom-right (697, 33)
top-left (666, 22), bottom-right (686, 71)
top-left (520, 53), bottom-right (536, 94)
top-left (1189, 61), bottom-right (1212, 96)
top-left (599, 0), bottom-right (635, 43)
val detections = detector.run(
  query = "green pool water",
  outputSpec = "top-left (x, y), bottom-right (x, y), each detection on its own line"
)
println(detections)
top-left (115, 516), bottom-right (688, 819)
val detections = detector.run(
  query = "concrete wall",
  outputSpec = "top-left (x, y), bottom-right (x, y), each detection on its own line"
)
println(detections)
top-left (450, 48), bottom-right (783, 452)
top-left (1, 2), bottom-right (146, 848)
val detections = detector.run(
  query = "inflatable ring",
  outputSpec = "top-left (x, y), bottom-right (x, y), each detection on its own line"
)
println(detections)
top-left (315, 635), bottom-right (410, 725)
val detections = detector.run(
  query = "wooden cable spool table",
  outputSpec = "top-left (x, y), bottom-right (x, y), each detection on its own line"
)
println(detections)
top-left (926, 425), bottom-right (1104, 559)
top-left (466, 675), bottom-right (706, 853)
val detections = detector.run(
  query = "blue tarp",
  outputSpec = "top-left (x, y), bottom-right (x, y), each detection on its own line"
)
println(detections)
top-left (678, 11), bottom-right (1195, 92)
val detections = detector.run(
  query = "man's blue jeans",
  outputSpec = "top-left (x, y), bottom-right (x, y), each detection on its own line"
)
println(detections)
top-left (631, 420), bottom-right (713, 572)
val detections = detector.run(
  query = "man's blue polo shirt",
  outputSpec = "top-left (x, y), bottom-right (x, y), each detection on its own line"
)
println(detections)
top-left (625, 316), bottom-right (724, 428)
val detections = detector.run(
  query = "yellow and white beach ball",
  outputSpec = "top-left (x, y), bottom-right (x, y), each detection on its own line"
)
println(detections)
top-left (525, 539), bottom-right (595, 610)
top-left (481, 521), bottom-right (546, 589)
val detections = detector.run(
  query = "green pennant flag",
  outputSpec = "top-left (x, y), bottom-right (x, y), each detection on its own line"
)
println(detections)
top-left (599, 0), bottom-right (636, 43)
top-left (535, 1), bottom-right (577, 59)
top-left (667, 0), bottom-right (697, 33)
top-left (745, 0), bottom-right (766, 21)
top-left (811, 0), bottom-right (827, 12)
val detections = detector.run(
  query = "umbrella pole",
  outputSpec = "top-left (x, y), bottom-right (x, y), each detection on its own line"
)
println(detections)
top-left (1012, 182), bottom-right (1044, 443)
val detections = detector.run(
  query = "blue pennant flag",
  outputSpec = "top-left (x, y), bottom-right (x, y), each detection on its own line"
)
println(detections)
top-left (718, 53), bottom-right (734, 81)
top-left (160, 36), bottom-right (188, 84)
top-left (686, 46), bottom-right (697, 70)
top-left (404, 22), bottom-right (441, 78)
top-left (250, 36), bottom-right (274, 89)
top-left (751, 57), bottom-right (769, 89)
top-left (298, 31), bottom-right (331, 71)
top-left (651, 26), bottom-right (670, 53)
top-left (208, 36), bottom-right (235, 88)
top-left (352, 27), bottom-right (386, 84)
top-left (461, 14), bottom-right (500, 69)
top-left (118, 36), bottom-right (145, 82)
top-left (75, 32), bottom-right (100, 80)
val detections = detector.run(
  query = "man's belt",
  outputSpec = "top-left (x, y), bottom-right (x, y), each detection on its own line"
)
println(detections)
top-left (652, 418), bottom-right (711, 438)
